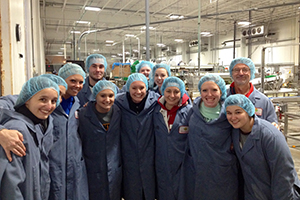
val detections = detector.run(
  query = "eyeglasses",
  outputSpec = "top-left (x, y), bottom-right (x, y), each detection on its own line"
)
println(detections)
top-left (232, 68), bottom-right (250, 73)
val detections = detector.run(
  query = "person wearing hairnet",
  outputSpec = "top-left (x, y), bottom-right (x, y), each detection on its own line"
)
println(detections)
top-left (0, 74), bottom-right (67, 162)
top-left (149, 63), bottom-right (172, 95)
top-left (120, 60), bottom-right (154, 93)
top-left (228, 57), bottom-right (278, 128)
top-left (153, 76), bottom-right (191, 200)
top-left (0, 76), bottom-right (59, 199)
top-left (78, 80), bottom-right (122, 200)
top-left (115, 73), bottom-right (159, 200)
top-left (225, 94), bottom-right (300, 199)
top-left (48, 63), bottom-right (89, 200)
top-left (77, 54), bottom-right (119, 107)
top-left (182, 74), bottom-right (238, 199)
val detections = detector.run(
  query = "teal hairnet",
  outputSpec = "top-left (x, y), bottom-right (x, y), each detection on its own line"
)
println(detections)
top-left (126, 73), bottom-right (148, 91)
top-left (85, 54), bottom-right (107, 72)
top-left (58, 63), bottom-right (86, 84)
top-left (15, 76), bottom-right (60, 109)
top-left (149, 63), bottom-right (171, 88)
top-left (136, 61), bottom-right (154, 73)
top-left (229, 57), bottom-right (255, 80)
top-left (224, 94), bottom-right (255, 117)
top-left (92, 80), bottom-right (117, 98)
top-left (40, 74), bottom-right (68, 90)
top-left (161, 76), bottom-right (185, 98)
top-left (198, 74), bottom-right (227, 101)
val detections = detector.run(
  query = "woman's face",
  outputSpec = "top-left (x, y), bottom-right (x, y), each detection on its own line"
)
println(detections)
top-left (164, 86), bottom-right (181, 110)
top-left (64, 74), bottom-right (84, 98)
top-left (95, 89), bottom-right (115, 113)
top-left (139, 66), bottom-right (151, 80)
top-left (129, 81), bottom-right (147, 103)
top-left (25, 88), bottom-right (58, 119)
top-left (226, 105), bottom-right (251, 130)
top-left (200, 81), bottom-right (221, 108)
top-left (154, 68), bottom-right (168, 88)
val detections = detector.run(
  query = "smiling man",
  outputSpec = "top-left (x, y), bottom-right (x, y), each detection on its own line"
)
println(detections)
top-left (227, 57), bottom-right (278, 127)
top-left (77, 54), bottom-right (119, 107)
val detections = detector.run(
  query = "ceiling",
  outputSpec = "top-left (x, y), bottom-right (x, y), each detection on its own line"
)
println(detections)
top-left (40, 0), bottom-right (300, 61)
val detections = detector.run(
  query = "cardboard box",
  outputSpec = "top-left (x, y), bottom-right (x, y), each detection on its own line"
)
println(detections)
top-left (112, 64), bottom-right (131, 78)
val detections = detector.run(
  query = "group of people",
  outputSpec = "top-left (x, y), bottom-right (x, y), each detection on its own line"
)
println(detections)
top-left (0, 54), bottom-right (299, 200)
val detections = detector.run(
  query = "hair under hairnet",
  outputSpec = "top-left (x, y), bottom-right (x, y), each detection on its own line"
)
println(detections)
top-left (85, 54), bottom-right (107, 72)
top-left (149, 63), bottom-right (171, 88)
top-left (161, 76), bottom-right (185, 98)
top-left (126, 73), bottom-right (148, 91)
top-left (15, 76), bottom-right (60, 109)
top-left (40, 74), bottom-right (68, 91)
top-left (92, 80), bottom-right (117, 98)
top-left (229, 57), bottom-right (255, 80)
top-left (136, 61), bottom-right (154, 73)
top-left (198, 74), bottom-right (227, 101)
top-left (58, 63), bottom-right (86, 84)
top-left (224, 94), bottom-right (255, 117)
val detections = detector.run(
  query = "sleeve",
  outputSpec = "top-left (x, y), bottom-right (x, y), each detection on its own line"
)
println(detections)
top-left (0, 148), bottom-right (25, 200)
top-left (263, 126), bottom-right (295, 199)
top-left (265, 99), bottom-right (278, 124)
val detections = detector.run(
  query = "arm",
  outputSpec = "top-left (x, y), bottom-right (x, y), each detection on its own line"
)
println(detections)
top-left (0, 126), bottom-right (26, 162)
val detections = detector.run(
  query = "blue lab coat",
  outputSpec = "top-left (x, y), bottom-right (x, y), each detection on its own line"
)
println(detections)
top-left (78, 102), bottom-right (122, 200)
top-left (187, 97), bottom-right (239, 200)
top-left (77, 77), bottom-right (120, 107)
top-left (153, 97), bottom-right (192, 200)
top-left (227, 86), bottom-right (277, 123)
top-left (115, 91), bottom-right (159, 200)
top-left (232, 116), bottom-right (300, 200)
top-left (0, 94), bottom-right (18, 110)
top-left (0, 109), bottom-right (53, 200)
top-left (48, 97), bottom-right (89, 200)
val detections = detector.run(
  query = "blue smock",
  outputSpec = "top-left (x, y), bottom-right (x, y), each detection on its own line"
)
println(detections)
top-left (227, 86), bottom-right (277, 123)
top-left (153, 100), bottom-right (192, 200)
top-left (0, 109), bottom-right (53, 200)
top-left (115, 91), bottom-right (159, 200)
top-left (187, 97), bottom-right (238, 200)
top-left (48, 97), bottom-right (89, 200)
top-left (77, 77), bottom-right (120, 107)
top-left (78, 102), bottom-right (122, 200)
top-left (0, 94), bottom-right (18, 110)
top-left (232, 116), bottom-right (300, 200)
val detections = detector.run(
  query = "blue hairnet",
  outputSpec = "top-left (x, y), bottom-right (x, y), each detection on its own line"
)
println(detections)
top-left (149, 63), bottom-right (171, 88)
top-left (126, 73), bottom-right (148, 91)
top-left (136, 61), bottom-right (154, 73)
top-left (40, 74), bottom-right (68, 90)
top-left (58, 63), bottom-right (86, 84)
top-left (15, 76), bottom-right (60, 109)
top-left (85, 54), bottom-right (107, 72)
top-left (229, 57), bottom-right (255, 80)
top-left (161, 76), bottom-right (185, 98)
top-left (92, 80), bottom-right (117, 98)
top-left (198, 74), bottom-right (227, 101)
top-left (224, 94), bottom-right (255, 117)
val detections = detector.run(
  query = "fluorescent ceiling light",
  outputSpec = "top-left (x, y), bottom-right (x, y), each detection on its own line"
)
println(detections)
top-left (57, 52), bottom-right (63, 55)
top-left (141, 26), bottom-right (154, 30)
top-left (111, 55), bottom-right (116, 58)
top-left (125, 51), bottom-right (130, 55)
top-left (106, 44), bottom-right (113, 46)
top-left (70, 31), bottom-right (81, 34)
top-left (60, 47), bottom-right (65, 50)
top-left (125, 34), bottom-right (135, 37)
top-left (201, 32), bottom-right (211, 35)
top-left (238, 21), bottom-right (251, 26)
top-left (93, 49), bottom-right (99, 52)
top-left (76, 21), bottom-right (90, 24)
top-left (117, 53), bottom-right (123, 56)
top-left (133, 49), bottom-right (139, 52)
top-left (156, 43), bottom-right (165, 47)
top-left (106, 40), bottom-right (114, 43)
top-left (167, 14), bottom-right (184, 20)
top-left (85, 6), bottom-right (101, 11)
top-left (174, 39), bottom-right (184, 42)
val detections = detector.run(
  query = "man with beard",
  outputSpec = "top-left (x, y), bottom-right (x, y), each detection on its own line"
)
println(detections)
top-left (77, 54), bottom-right (119, 107)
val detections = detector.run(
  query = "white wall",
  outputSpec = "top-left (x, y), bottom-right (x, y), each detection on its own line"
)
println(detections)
top-left (0, 0), bottom-right (45, 95)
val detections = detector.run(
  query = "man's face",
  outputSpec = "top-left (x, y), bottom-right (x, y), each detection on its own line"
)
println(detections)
top-left (89, 63), bottom-right (105, 82)
top-left (231, 63), bottom-right (251, 86)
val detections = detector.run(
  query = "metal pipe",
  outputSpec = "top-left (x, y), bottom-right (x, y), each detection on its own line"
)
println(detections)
top-left (122, 40), bottom-right (125, 63)
top-left (145, 0), bottom-right (150, 60)
top-left (248, 10), bottom-right (252, 58)
top-left (233, 21), bottom-right (237, 59)
top-left (261, 47), bottom-right (266, 93)
top-left (298, 13), bottom-right (300, 96)
top-left (197, 0), bottom-right (201, 70)
top-left (73, 31), bottom-right (76, 60)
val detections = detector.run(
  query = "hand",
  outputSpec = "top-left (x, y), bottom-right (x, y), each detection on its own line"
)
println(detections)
top-left (0, 129), bottom-right (26, 162)
top-left (83, 102), bottom-right (89, 107)
top-left (272, 122), bottom-right (280, 130)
